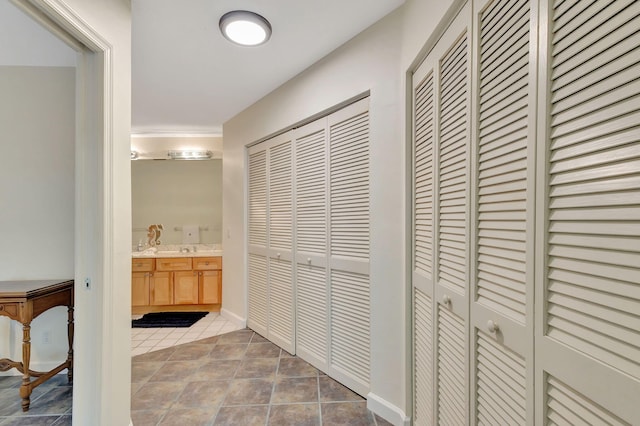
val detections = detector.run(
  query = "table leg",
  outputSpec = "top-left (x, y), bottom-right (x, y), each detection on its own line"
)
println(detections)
top-left (19, 323), bottom-right (32, 412)
top-left (67, 305), bottom-right (74, 383)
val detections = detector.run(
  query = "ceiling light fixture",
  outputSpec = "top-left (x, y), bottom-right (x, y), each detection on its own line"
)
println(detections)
top-left (168, 150), bottom-right (213, 160)
top-left (219, 10), bottom-right (272, 46)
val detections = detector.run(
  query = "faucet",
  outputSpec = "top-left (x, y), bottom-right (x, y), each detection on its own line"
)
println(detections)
top-left (180, 246), bottom-right (190, 253)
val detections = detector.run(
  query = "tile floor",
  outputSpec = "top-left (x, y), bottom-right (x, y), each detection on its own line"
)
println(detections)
top-left (131, 312), bottom-right (242, 356)
top-left (1, 319), bottom-right (392, 425)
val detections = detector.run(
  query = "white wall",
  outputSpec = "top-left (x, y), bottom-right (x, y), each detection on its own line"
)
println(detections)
top-left (0, 1), bottom-right (76, 66)
top-left (0, 65), bottom-right (75, 374)
top-left (222, 0), bottom-right (455, 423)
top-left (132, 160), bottom-right (222, 245)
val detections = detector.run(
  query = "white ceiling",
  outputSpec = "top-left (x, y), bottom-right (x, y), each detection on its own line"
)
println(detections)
top-left (132, 0), bottom-right (405, 135)
top-left (1, 0), bottom-right (405, 136)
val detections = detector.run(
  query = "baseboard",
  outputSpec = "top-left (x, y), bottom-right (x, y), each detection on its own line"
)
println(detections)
top-left (220, 308), bottom-right (246, 329)
top-left (367, 392), bottom-right (411, 426)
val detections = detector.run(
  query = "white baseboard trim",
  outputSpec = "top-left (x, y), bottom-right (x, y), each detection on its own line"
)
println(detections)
top-left (220, 308), bottom-right (246, 329)
top-left (367, 392), bottom-right (411, 426)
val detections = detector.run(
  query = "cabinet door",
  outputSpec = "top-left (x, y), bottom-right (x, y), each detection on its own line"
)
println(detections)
top-left (174, 271), bottom-right (199, 305)
top-left (199, 270), bottom-right (221, 304)
top-left (131, 272), bottom-right (150, 307)
top-left (150, 271), bottom-right (173, 305)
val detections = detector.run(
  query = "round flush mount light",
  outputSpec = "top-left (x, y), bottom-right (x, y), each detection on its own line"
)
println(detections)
top-left (219, 10), bottom-right (272, 46)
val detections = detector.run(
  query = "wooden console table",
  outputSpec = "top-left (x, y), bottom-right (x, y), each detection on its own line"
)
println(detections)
top-left (0, 279), bottom-right (74, 412)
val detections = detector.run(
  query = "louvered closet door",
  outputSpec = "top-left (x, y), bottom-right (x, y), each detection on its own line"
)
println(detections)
top-left (247, 145), bottom-right (269, 337)
top-left (470, 0), bottom-right (536, 424)
top-left (294, 119), bottom-right (329, 369)
top-left (412, 4), bottom-right (471, 424)
top-left (266, 132), bottom-right (295, 353)
top-left (412, 50), bottom-right (437, 426)
top-left (327, 98), bottom-right (371, 396)
top-left (536, 0), bottom-right (640, 423)
top-left (435, 4), bottom-right (471, 425)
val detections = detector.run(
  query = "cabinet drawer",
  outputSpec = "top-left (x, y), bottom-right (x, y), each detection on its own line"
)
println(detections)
top-left (156, 257), bottom-right (193, 271)
top-left (193, 256), bottom-right (222, 270)
top-left (132, 258), bottom-right (154, 272)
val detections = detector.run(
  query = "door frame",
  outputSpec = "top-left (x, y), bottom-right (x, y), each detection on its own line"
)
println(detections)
top-left (10, 0), bottom-right (130, 424)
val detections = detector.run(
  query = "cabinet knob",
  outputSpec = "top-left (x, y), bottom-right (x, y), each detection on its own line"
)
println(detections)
top-left (149, 273), bottom-right (153, 277)
top-left (307, 257), bottom-right (311, 264)
top-left (205, 262), bottom-right (209, 265)
top-left (487, 320), bottom-right (499, 333)
top-left (442, 295), bottom-right (451, 305)
top-left (0, 305), bottom-right (4, 311)
top-left (277, 253), bottom-right (281, 258)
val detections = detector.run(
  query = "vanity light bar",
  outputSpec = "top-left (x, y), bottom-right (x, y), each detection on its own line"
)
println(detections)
top-left (167, 150), bottom-right (213, 160)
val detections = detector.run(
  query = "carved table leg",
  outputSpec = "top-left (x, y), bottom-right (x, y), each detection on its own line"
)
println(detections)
top-left (19, 323), bottom-right (32, 412)
top-left (67, 305), bottom-right (74, 383)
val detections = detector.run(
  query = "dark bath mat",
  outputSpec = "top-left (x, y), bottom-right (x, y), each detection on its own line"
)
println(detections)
top-left (132, 312), bottom-right (208, 328)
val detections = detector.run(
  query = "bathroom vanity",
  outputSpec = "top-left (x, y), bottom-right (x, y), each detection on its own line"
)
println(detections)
top-left (131, 248), bottom-right (222, 315)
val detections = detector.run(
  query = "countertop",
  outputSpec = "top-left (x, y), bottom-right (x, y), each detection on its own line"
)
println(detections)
top-left (132, 244), bottom-right (222, 258)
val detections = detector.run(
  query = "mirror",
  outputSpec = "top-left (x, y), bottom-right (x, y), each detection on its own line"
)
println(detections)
top-left (131, 158), bottom-right (222, 246)
top-left (131, 135), bottom-right (223, 247)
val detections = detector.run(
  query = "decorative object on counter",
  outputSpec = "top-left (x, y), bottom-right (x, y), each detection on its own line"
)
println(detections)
top-left (147, 224), bottom-right (163, 246)
top-left (131, 311), bottom-right (208, 328)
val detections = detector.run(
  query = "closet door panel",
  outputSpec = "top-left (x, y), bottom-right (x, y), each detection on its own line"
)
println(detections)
top-left (294, 119), bottom-right (329, 368)
top-left (412, 56), bottom-right (437, 426)
top-left (247, 147), bottom-right (268, 336)
top-left (537, 0), bottom-right (640, 423)
top-left (434, 4), bottom-right (471, 424)
top-left (328, 98), bottom-right (371, 395)
top-left (471, 0), bottom-right (537, 423)
top-left (266, 135), bottom-right (295, 352)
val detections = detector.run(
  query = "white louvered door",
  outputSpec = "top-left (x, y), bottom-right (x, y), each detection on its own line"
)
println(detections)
top-left (412, 53), bottom-right (436, 426)
top-left (294, 119), bottom-right (329, 369)
top-left (267, 133), bottom-right (295, 353)
top-left (327, 98), bottom-right (371, 396)
top-left (247, 132), bottom-right (295, 353)
top-left (536, 0), bottom-right (640, 424)
top-left (248, 99), bottom-right (371, 396)
top-left (470, 0), bottom-right (536, 424)
top-left (247, 145), bottom-right (269, 337)
top-left (434, 5), bottom-right (471, 426)
top-left (411, 0), bottom-right (640, 423)
top-left (412, 4), bottom-right (471, 424)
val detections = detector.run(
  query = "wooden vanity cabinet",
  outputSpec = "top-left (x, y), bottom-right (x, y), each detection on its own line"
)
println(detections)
top-left (193, 257), bottom-right (222, 304)
top-left (132, 259), bottom-right (154, 306)
top-left (173, 270), bottom-right (199, 305)
top-left (150, 271), bottom-right (173, 305)
top-left (132, 256), bottom-right (221, 313)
